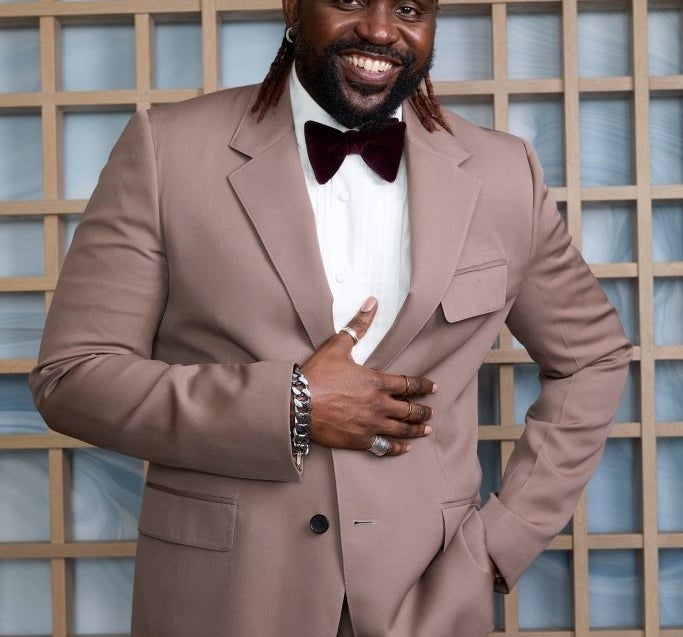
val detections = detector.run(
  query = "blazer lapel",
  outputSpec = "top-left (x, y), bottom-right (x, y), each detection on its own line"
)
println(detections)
top-left (228, 92), bottom-right (335, 350)
top-left (365, 107), bottom-right (482, 371)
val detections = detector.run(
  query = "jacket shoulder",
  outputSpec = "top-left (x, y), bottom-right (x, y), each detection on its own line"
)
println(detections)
top-left (442, 108), bottom-right (527, 163)
top-left (147, 85), bottom-right (259, 137)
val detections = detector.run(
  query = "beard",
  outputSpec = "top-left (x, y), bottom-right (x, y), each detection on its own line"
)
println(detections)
top-left (294, 38), bottom-right (434, 129)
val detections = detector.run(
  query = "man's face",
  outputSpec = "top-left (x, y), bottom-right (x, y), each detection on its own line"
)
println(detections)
top-left (283, 0), bottom-right (437, 128)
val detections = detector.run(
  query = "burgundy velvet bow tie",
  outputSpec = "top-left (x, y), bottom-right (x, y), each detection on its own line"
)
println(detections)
top-left (304, 119), bottom-right (406, 185)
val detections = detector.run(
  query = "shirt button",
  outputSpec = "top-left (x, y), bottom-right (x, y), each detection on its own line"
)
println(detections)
top-left (309, 514), bottom-right (330, 534)
top-left (337, 191), bottom-right (349, 202)
top-left (334, 271), bottom-right (345, 283)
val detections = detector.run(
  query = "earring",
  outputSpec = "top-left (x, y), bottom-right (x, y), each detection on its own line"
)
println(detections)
top-left (285, 26), bottom-right (296, 45)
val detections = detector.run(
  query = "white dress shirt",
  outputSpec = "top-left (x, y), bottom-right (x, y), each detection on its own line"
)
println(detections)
top-left (289, 70), bottom-right (411, 364)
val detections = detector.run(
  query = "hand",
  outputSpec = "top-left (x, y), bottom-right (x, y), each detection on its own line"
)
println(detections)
top-left (301, 297), bottom-right (437, 456)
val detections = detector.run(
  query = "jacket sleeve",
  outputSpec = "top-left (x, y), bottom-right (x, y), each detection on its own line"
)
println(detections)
top-left (478, 140), bottom-right (633, 589)
top-left (29, 110), bottom-right (301, 482)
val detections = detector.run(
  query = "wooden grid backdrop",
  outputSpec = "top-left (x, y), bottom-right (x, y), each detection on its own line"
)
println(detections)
top-left (0, 0), bottom-right (682, 635)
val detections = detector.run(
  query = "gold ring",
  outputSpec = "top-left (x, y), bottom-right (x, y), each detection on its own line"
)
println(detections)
top-left (401, 375), bottom-right (410, 397)
top-left (401, 401), bottom-right (413, 422)
top-left (339, 326), bottom-right (359, 345)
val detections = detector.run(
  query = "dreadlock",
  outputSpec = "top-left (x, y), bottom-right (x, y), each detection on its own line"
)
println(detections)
top-left (251, 33), bottom-right (452, 135)
top-left (409, 74), bottom-right (453, 134)
top-left (251, 36), bottom-right (295, 122)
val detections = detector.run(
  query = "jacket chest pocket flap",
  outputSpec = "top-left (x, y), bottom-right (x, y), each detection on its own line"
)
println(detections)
top-left (441, 260), bottom-right (507, 323)
top-left (138, 483), bottom-right (237, 552)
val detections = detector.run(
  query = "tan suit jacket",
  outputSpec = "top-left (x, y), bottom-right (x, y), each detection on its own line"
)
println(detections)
top-left (30, 84), bottom-right (631, 637)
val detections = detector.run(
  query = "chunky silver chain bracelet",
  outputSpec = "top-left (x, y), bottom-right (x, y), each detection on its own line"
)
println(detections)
top-left (291, 364), bottom-right (312, 470)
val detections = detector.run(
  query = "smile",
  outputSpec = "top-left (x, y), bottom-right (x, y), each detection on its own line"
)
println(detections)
top-left (342, 55), bottom-right (395, 73)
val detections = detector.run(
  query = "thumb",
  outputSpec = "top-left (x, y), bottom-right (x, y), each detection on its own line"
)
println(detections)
top-left (337, 297), bottom-right (378, 349)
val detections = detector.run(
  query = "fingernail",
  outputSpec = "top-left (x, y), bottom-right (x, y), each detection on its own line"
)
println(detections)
top-left (361, 297), bottom-right (377, 312)
top-left (424, 425), bottom-right (432, 435)
top-left (432, 383), bottom-right (439, 393)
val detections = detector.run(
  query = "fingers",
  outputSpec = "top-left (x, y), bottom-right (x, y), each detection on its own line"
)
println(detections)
top-left (394, 399), bottom-right (432, 424)
top-left (366, 436), bottom-right (412, 457)
top-left (363, 400), bottom-right (433, 457)
top-left (336, 297), bottom-right (378, 349)
top-left (388, 374), bottom-right (437, 397)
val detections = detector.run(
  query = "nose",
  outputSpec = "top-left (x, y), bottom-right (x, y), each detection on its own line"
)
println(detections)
top-left (354, 5), bottom-right (400, 45)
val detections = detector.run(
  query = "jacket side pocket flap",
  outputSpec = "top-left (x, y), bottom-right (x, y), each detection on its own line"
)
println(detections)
top-left (138, 484), bottom-right (237, 552)
top-left (441, 262), bottom-right (507, 323)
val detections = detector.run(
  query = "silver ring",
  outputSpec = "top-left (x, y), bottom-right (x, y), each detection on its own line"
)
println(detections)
top-left (339, 326), bottom-right (359, 345)
top-left (285, 26), bottom-right (296, 44)
top-left (368, 435), bottom-right (391, 457)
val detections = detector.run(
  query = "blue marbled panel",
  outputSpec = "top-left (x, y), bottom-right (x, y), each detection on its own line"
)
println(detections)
top-left (0, 560), bottom-right (51, 635)
top-left (0, 113), bottom-right (42, 200)
top-left (655, 361), bottom-right (683, 423)
top-left (155, 22), bottom-right (202, 89)
top-left (69, 448), bottom-right (144, 541)
top-left (477, 440), bottom-right (501, 505)
top-left (654, 279), bottom-right (683, 346)
top-left (62, 214), bottom-right (80, 254)
top-left (442, 99), bottom-right (494, 130)
top-left (0, 293), bottom-right (45, 359)
top-left (599, 279), bottom-right (638, 345)
top-left (587, 439), bottom-right (642, 533)
top-left (580, 98), bottom-right (634, 186)
top-left (615, 363), bottom-right (640, 424)
top-left (509, 99), bottom-right (565, 187)
top-left (589, 550), bottom-right (643, 628)
top-left (519, 551), bottom-right (573, 629)
top-left (432, 14), bottom-right (492, 81)
top-left (507, 13), bottom-right (561, 79)
top-left (660, 549), bottom-right (683, 627)
top-left (648, 9), bottom-right (683, 76)
top-left (61, 25), bottom-right (135, 91)
top-left (0, 27), bottom-right (40, 93)
top-left (0, 217), bottom-right (43, 277)
top-left (220, 21), bottom-right (283, 88)
top-left (63, 112), bottom-right (131, 199)
top-left (653, 202), bottom-right (683, 263)
top-left (658, 438), bottom-right (683, 532)
top-left (477, 364), bottom-right (499, 426)
top-left (0, 451), bottom-right (49, 542)
top-left (71, 558), bottom-right (135, 635)
top-left (513, 363), bottom-right (541, 425)
top-left (650, 97), bottom-right (683, 186)
top-left (581, 203), bottom-right (635, 263)
top-left (578, 11), bottom-right (631, 77)
top-left (0, 374), bottom-right (47, 435)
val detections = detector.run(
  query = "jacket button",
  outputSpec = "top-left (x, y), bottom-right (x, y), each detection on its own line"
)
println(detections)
top-left (309, 514), bottom-right (329, 534)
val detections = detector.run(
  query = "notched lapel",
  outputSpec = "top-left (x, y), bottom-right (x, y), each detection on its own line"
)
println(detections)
top-left (365, 113), bottom-right (482, 371)
top-left (228, 98), bottom-right (334, 351)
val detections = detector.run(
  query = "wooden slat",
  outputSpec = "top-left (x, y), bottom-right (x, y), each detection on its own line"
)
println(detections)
top-left (632, 1), bottom-right (660, 635)
top-left (0, 433), bottom-right (92, 450)
top-left (0, 542), bottom-right (137, 559)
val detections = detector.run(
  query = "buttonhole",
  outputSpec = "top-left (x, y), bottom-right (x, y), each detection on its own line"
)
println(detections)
top-left (353, 520), bottom-right (376, 526)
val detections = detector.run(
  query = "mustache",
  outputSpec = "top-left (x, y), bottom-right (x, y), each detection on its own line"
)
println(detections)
top-left (322, 39), bottom-right (417, 67)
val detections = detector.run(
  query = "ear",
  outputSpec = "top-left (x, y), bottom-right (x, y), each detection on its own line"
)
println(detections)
top-left (282, 0), bottom-right (298, 28)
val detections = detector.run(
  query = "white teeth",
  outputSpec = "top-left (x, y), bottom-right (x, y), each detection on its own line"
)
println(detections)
top-left (344, 55), bottom-right (392, 73)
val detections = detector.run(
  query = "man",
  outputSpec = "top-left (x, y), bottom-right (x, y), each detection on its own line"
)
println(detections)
top-left (30, 1), bottom-right (632, 635)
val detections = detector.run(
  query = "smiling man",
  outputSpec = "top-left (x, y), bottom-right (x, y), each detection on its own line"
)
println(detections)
top-left (31, 1), bottom-right (631, 636)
